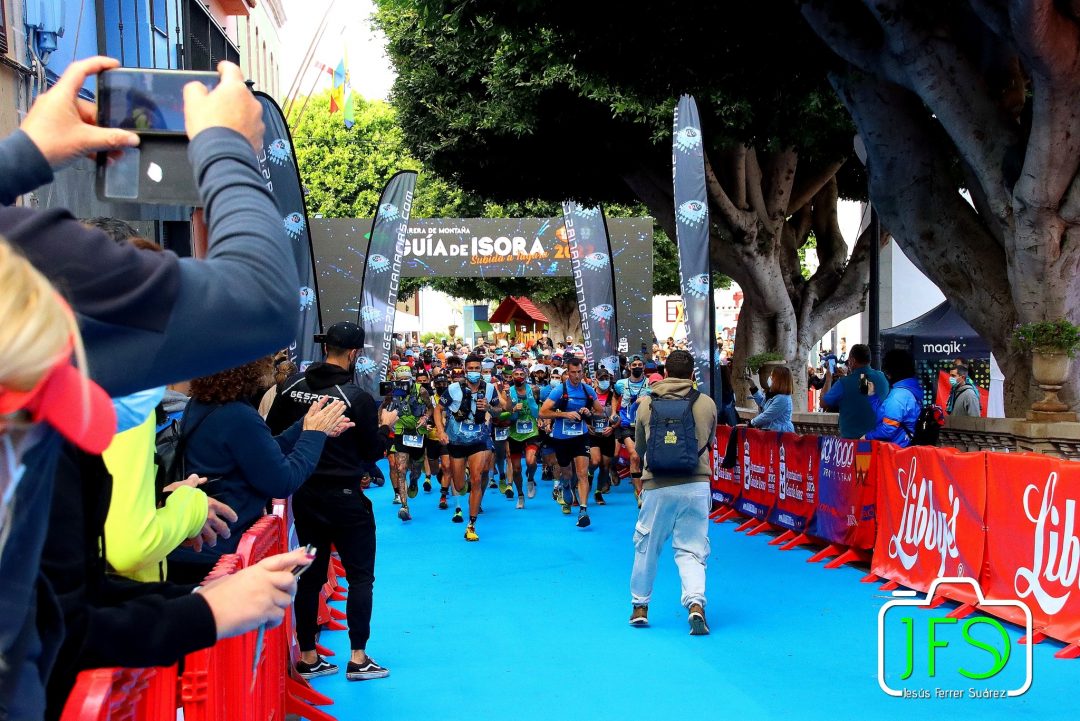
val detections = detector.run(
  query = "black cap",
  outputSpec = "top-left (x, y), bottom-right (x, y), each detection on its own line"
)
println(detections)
top-left (314, 321), bottom-right (365, 349)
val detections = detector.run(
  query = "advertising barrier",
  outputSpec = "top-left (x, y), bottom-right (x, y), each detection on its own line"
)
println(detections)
top-left (733, 428), bottom-right (779, 520)
top-left (807, 437), bottom-right (876, 549)
top-left (767, 433), bottom-right (820, 533)
top-left (711, 425), bottom-right (741, 506)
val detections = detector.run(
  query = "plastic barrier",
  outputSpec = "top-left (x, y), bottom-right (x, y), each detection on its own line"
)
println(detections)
top-left (60, 666), bottom-right (177, 721)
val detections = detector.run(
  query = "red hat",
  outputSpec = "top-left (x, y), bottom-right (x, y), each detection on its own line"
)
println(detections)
top-left (0, 351), bottom-right (117, 455)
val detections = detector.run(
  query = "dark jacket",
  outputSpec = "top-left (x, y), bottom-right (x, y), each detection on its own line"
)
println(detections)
top-left (167, 398), bottom-right (325, 569)
top-left (0, 127), bottom-right (298, 721)
top-left (265, 362), bottom-right (392, 480)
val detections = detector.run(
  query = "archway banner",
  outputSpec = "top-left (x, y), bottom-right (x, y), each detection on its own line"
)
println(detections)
top-left (672, 94), bottom-right (720, 404)
top-left (254, 91), bottom-right (322, 369)
top-left (562, 202), bottom-right (619, 373)
top-left (356, 170), bottom-right (417, 395)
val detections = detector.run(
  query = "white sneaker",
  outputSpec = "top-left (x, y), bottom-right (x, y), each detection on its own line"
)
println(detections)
top-left (392, 494), bottom-right (402, 505)
top-left (516, 495), bottom-right (525, 510)
top-left (527, 480), bottom-right (536, 499)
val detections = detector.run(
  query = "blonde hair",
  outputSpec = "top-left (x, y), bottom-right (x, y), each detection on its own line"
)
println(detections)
top-left (0, 237), bottom-right (87, 398)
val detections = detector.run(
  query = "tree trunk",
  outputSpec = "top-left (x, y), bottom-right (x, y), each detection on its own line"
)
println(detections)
top-left (533, 297), bottom-right (581, 346)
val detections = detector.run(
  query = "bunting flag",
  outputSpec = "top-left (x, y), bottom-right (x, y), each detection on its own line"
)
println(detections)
top-left (355, 170), bottom-right (417, 395)
top-left (562, 202), bottom-right (620, 374)
top-left (254, 91), bottom-right (323, 369)
top-left (672, 94), bottom-right (720, 404)
top-left (330, 58), bottom-right (345, 114)
top-left (342, 52), bottom-right (355, 129)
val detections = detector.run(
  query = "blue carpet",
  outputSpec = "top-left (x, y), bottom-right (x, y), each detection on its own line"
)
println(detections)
top-left (307, 462), bottom-right (1071, 721)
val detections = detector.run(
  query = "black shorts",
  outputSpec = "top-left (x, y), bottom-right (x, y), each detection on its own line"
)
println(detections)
top-left (394, 443), bottom-right (426, 462)
top-left (551, 435), bottom-right (590, 467)
top-left (591, 434), bottom-right (616, 458)
top-left (615, 426), bottom-right (636, 442)
top-left (448, 442), bottom-right (490, 460)
top-left (424, 436), bottom-right (443, 461)
top-left (508, 437), bottom-right (540, 456)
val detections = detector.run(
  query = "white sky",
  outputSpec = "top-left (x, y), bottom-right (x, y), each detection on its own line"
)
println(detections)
top-left (279, 0), bottom-right (397, 103)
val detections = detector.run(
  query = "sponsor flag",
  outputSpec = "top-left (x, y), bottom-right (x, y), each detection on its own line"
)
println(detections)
top-left (254, 91), bottom-right (322, 369)
top-left (356, 170), bottom-right (417, 395)
top-left (672, 94), bottom-right (720, 403)
top-left (562, 202), bottom-right (619, 374)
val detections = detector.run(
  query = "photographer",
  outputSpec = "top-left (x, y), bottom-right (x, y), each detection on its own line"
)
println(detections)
top-left (820, 344), bottom-right (889, 439)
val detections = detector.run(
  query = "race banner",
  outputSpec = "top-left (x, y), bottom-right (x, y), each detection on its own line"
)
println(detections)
top-left (768, 433), bottom-right (820, 533)
top-left (254, 91), bottom-right (322, 369)
top-left (672, 95), bottom-right (720, 404)
top-left (733, 428), bottom-right (779, 520)
top-left (711, 425), bottom-right (741, 506)
top-left (871, 444), bottom-right (986, 602)
top-left (809, 436), bottom-right (876, 549)
top-left (356, 170), bottom-right (417, 395)
top-left (984, 452), bottom-right (1080, 641)
top-left (562, 202), bottom-right (619, 374)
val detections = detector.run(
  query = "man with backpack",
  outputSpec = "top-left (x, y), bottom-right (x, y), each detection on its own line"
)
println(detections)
top-left (946, 364), bottom-right (982, 417)
top-left (627, 350), bottom-right (717, 635)
top-left (540, 357), bottom-right (609, 528)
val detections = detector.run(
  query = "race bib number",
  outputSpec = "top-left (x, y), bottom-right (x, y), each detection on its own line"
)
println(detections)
top-left (402, 434), bottom-right (424, 449)
top-left (593, 419), bottom-right (609, 432)
top-left (516, 420), bottom-right (535, 435)
top-left (494, 427), bottom-right (509, 441)
top-left (461, 422), bottom-right (482, 436)
top-left (562, 419), bottom-right (585, 437)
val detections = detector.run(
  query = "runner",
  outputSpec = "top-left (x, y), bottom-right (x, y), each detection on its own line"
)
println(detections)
top-left (588, 367), bottom-right (621, 506)
top-left (490, 367), bottom-right (514, 499)
top-left (540, 356), bottom-right (607, 528)
top-left (481, 359), bottom-right (500, 490)
top-left (431, 371), bottom-right (454, 509)
top-left (434, 353), bottom-right (508, 541)
top-left (614, 354), bottom-right (652, 505)
top-left (415, 368), bottom-right (439, 492)
top-left (506, 365), bottom-right (541, 508)
top-left (383, 365), bottom-right (434, 522)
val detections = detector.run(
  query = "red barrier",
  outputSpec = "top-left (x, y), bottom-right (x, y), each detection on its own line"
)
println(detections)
top-left (710, 425), bottom-right (741, 507)
top-left (767, 433), bottom-right (820, 533)
top-left (870, 444), bottom-right (986, 604)
top-left (732, 428), bottom-right (779, 521)
top-left (807, 437), bottom-right (876, 549)
top-left (60, 666), bottom-right (177, 721)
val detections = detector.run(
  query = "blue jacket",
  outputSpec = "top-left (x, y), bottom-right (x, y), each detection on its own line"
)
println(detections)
top-left (866, 377), bottom-right (924, 447)
top-left (750, 391), bottom-right (795, 433)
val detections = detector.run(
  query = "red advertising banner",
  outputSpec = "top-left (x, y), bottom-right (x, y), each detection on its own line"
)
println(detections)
top-left (767, 433), bottom-right (819, 532)
top-left (871, 444), bottom-right (986, 602)
top-left (808, 436), bottom-right (877, 549)
top-left (711, 425), bottom-right (741, 506)
top-left (984, 453), bottom-right (1080, 642)
top-left (733, 428), bottom-right (779, 520)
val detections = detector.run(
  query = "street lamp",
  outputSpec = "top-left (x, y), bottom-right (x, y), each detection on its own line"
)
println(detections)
top-left (854, 135), bottom-right (882, 370)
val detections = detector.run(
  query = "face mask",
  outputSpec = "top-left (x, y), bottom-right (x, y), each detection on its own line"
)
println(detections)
top-left (631, 367), bottom-right (643, 378)
top-left (949, 376), bottom-right (958, 387)
top-left (481, 373), bottom-right (492, 383)
top-left (599, 380), bottom-right (611, 391)
top-left (550, 378), bottom-right (559, 387)
top-left (466, 371), bottom-right (482, 383)
top-left (514, 378), bottom-right (526, 387)
top-left (767, 376), bottom-right (774, 389)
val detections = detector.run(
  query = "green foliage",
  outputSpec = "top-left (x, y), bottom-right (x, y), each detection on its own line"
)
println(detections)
top-left (746, 351), bottom-right (786, 372)
top-left (1013, 320), bottom-right (1080, 358)
top-left (798, 233), bottom-right (818, 281)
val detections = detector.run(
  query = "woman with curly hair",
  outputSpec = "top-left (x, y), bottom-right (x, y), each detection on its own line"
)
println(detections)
top-left (167, 356), bottom-right (351, 582)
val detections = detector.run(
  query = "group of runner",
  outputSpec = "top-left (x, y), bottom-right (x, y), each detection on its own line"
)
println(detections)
top-left (378, 345), bottom-right (657, 541)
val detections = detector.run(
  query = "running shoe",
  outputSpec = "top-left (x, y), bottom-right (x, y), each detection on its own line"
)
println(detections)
top-left (504, 486), bottom-right (514, 499)
top-left (688, 604), bottom-right (710, 636)
top-left (488, 478), bottom-right (498, 489)
top-left (452, 508), bottom-right (464, 523)
top-left (346, 657), bottom-right (390, 681)
top-left (392, 494), bottom-right (402, 505)
top-left (438, 495), bottom-right (449, 510)
top-left (408, 480), bottom-right (419, 499)
top-left (553, 484), bottom-right (564, 505)
top-left (296, 656), bottom-right (338, 679)
top-left (577, 509), bottom-right (591, 528)
top-left (516, 495), bottom-right (525, 510)
top-left (594, 491), bottom-right (607, 506)
top-left (397, 507), bottom-right (412, 522)
top-left (629, 606), bottom-right (649, 627)
top-left (599, 478), bottom-right (612, 494)
top-left (561, 503), bottom-right (571, 515)
top-left (423, 478), bottom-right (433, 493)
top-left (465, 524), bottom-right (479, 542)
top-left (527, 480), bottom-right (537, 499)
top-left (498, 477), bottom-right (509, 495)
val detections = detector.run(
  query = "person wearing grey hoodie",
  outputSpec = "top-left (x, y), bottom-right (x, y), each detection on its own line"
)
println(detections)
top-left (628, 350), bottom-right (717, 635)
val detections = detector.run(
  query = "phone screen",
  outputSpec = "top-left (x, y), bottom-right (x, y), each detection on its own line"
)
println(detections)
top-left (98, 69), bottom-right (219, 134)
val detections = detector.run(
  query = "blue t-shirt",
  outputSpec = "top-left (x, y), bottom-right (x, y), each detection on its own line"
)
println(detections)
top-left (547, 381), bottom-right (596, 439)
top-left (614, 377), bottom-right (650, 427)
top-left (442, 382), bottom-right (498, 446)
top-left (821, 367), bottom-right (890, 439)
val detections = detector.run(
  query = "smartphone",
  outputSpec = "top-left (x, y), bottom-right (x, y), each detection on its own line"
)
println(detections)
top-left (291, 545), bottom-right (316, 577)
top-left (97, 68), bottom-right (219, 135)
top-left (379, 381), bottom-right (394, 396)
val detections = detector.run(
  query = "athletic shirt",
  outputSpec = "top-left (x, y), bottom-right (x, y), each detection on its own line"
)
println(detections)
top-left (591, 390), bottom-right (614, 434)
top-left (548, 381), bottom-right (597, 440)
top-left (508, 384), bottom-right (540, 441)
top-left (442, 381), bottom-right (498, 445)
top-left (392, 386), bottom-right (431, 436)
top-left (614, 377), bottom-right (651, 427)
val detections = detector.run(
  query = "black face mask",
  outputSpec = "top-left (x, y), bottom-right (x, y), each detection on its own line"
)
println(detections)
top-left (630, 367), bottom-right (644, 378)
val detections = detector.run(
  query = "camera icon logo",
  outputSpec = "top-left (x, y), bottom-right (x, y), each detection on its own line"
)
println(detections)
top-left (877, 578), bottom-right (1032, 699)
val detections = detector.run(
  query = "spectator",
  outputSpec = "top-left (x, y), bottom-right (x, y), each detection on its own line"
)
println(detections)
top-left (864, 349), bottom-right (923, 447)
top-left (947, 364), bottom-right (981, 417)
top-left (748, 365), bottom-right (795, 433)
top-left (0, 56), bottom-right (311, 721)
top-left (718, 364), bottom-right (738, 426)
top-left (258, 348), bottom-right (298, 417)
top-left (627, 350), bottom-right (717, 634)
top-left (166, 357), bottom-right (349, 583)
top-left (820, 344), bottom-right (890, 439)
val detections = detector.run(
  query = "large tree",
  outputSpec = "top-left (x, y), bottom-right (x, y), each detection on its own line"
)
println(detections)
top-left (375, 0), bottom-right (875, 408)
top-left (292, 90), bottom-right (688, 332)
top-left (799, 0), bottom-right (1080, 415)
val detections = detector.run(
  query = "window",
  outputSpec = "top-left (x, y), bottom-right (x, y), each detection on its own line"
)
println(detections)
top-left (0, 1), bottom-right (8, 55)
top-left (666, 299), bottom-right (682, 323)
